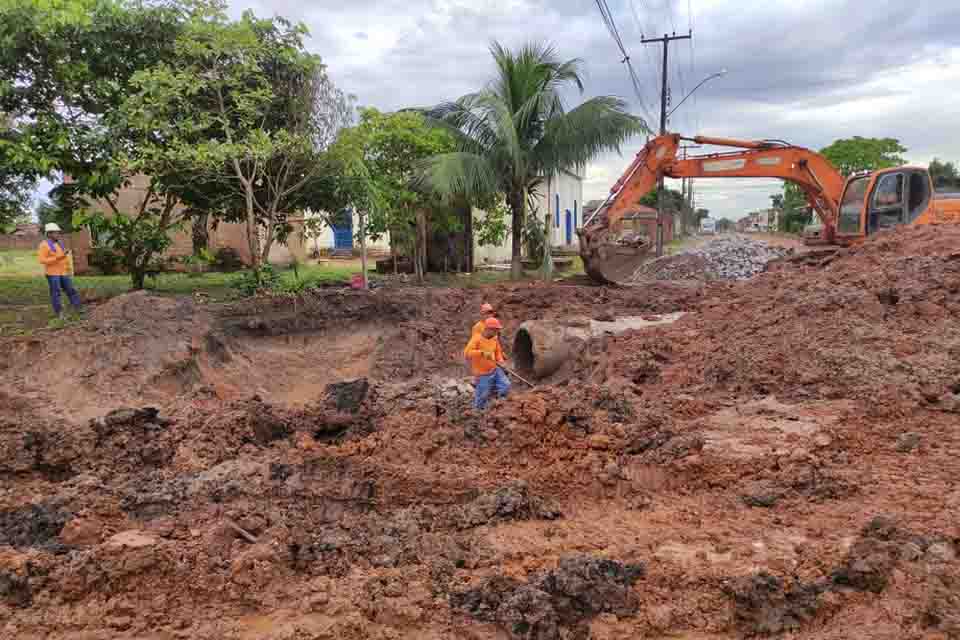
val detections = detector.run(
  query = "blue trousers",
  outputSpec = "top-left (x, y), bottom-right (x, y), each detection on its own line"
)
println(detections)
top-left (474, 367), bottom-right (511, 409)
top-left (46, 275), bottom-right (82, 315)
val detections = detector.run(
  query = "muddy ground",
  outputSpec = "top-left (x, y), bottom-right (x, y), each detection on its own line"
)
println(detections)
top-left (2, 226), bottom-right (960, 639)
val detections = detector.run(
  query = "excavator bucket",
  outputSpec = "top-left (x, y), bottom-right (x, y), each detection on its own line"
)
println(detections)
top-left (577, 221), bottom-right (652, 284)
top-left (577, 140), bottom-right (669, 284)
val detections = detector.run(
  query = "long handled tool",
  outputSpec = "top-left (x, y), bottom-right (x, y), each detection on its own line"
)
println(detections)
top-left (500, 364), bottom-right (535, 387)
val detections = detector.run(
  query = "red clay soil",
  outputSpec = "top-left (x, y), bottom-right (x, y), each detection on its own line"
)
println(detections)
top-left (2, 226), bottom-right (960, 639)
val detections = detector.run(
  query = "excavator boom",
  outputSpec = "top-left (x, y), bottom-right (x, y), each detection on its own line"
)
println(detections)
top-left (579, 133), bottom-right (845, 283)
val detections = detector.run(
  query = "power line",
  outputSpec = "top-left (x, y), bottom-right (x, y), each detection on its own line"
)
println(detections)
top-left (594, 0), bottom-right (656, 126)
top-left (625, 0), bottom-right (664, 120)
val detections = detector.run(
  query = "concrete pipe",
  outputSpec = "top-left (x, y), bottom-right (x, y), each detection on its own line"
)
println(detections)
top-left (513, 320), bottom-right (588, 380)
top-left (513, 313), bottom-right (687, 380)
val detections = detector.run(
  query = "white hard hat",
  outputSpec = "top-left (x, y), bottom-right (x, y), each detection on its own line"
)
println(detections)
top-left (44, 223), bottom-right (62, 233)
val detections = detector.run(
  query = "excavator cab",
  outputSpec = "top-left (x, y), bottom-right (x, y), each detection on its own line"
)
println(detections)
top-left (837, 169), bottom-right (934, 238)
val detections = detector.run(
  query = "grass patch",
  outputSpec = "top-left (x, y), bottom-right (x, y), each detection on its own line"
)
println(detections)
top-left (0, 250), bottom-right (43, 277)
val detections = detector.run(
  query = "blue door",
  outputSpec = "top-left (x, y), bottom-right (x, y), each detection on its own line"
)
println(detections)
top-left (565, 209), bottom-right (572, 245)
top-left (332, 209), bottom-right (353, 249)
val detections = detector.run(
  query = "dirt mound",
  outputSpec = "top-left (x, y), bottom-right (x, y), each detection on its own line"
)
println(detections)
top-left (3, 226), bottom-right (960, 638)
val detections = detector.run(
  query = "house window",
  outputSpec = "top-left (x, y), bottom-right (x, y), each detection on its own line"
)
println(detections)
top-left (555, 194), bottom-right (560, 228)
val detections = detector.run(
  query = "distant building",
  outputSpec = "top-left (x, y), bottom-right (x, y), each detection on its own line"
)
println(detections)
top-left (473, 169), bottom-right (584, 265)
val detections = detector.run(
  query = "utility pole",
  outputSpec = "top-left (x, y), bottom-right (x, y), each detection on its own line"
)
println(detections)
top-left (642, 31), bottom-right (691, 256)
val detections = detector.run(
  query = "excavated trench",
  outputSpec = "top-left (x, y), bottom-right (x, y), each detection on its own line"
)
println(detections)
top-left (10, 229), bottom-right (960, 640)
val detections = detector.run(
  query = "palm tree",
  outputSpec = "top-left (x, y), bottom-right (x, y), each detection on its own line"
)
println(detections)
top-left (422, 41), bottom-right (648, 278)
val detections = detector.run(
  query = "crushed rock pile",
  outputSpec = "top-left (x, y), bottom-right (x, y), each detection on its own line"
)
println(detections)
top-left (632, 235), bottom-right (793, 281)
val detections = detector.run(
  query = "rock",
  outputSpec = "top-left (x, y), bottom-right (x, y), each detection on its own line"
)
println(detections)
top-left (531, 555), bottom-right (645, 623)
top-left (453, 555), bottom-right (645, 638)
top-left (925, 542), bottom-right (956, 564)
top-left (813, 433), bottom-right (832, 448)
top-left (724, 572), bottom-right (826, 635)
top-left (452, 576), bottom-right (525, 622)
top-left (59, 517), bottom-right (104, 546)
top-left (0, 503), bottom-right (70, 550)
top-left (105, 530), bottom-right (158, 550)
top-left (741, 482), bottom-right (785, 508)
top-left (895, 432), bottom-right (921, 453)
top-left (788, 447), bottom-right (810, 462)
top-left (455, 482), bottom-right (562, 529)
top-left (495, 586), bottom-right (559, 640)
top-left (899, 542), bottom-right (924, 562)
top-left (832, 538), bottom-right (895, 593)
top-left (588, 435), bottom-right (613, 450)
top-left (325, 378), bottom-right (370, 413)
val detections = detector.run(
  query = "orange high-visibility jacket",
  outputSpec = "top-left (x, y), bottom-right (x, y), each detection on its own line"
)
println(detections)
top-left (37, 240), bottom-right (69, 276)
top-left (471, 319), bottom-right (487, 338)
top-left (463, 333), bottom-right (505, 377)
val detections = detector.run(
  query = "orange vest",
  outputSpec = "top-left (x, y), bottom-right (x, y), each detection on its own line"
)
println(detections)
top-left (463, 333), bottom-right (505, 377)
top-left (38, 240), bottom-right (70, 276)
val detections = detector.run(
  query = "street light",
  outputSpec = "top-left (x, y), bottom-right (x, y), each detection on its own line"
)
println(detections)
top-left (668, 69), bottom-right (727, 118)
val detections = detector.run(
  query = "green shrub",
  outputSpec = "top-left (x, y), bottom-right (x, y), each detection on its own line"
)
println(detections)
top-left (88, 247), bottom-right (124, 275)
top-left (230, 265), bottom-right (280, 297)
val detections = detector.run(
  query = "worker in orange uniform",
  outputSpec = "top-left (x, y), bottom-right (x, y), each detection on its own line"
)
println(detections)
top-left (37, 223), bottom-right (82, 317)
top-left (471, 302), bottom-right (497, 337)
top-left (463, 317), bottom-right (510, 409)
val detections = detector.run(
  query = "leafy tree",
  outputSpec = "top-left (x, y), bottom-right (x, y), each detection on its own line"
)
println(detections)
top-left (929, 158), bottom-right (959, 191)
top-left (0, 172), bottom-right (34, 232)
top-left (126, 8), bottom-right (353, 268)
top-left (328, 108), bottom-right (456, 281)
top-left (422, 42), bottom-right (646, 278)
top-left (818, 137), bottom-right (907, 176)
top-left (0, 0), bottom-right (187, 194)
top-left (0, 0), bottom-right (195, 286)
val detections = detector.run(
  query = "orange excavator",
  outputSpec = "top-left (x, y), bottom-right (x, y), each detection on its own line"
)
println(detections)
top-left (579, 133), bottom-right (960, 283)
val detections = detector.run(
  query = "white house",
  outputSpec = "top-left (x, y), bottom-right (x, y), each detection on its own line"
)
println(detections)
top-left (473, 169), bottom-right (584, 265)
top-left (301, 209), bottom-right (391, 255)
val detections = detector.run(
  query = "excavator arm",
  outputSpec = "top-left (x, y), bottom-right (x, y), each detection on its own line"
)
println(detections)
top-left (579, 133), bottom-right (845, 283)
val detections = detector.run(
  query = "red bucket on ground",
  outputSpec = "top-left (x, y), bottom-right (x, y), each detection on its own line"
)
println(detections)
top-left (350, 273), bottom-right (364, 289)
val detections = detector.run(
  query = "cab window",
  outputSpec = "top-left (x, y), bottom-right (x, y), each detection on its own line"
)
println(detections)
top-left (870, 173), bottom-right (905, 232)
top-left (874, 173), bottom-right (903, 208)
top-left (837, 176), bottom-right (869, 234)
top-left (906, 172), bottom-right (930, 222)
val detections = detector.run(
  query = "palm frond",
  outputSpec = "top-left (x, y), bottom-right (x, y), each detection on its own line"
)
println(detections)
top-left (535, 96), bottom-right (648, 174)
top-left (415, 151), bottom-right (499, 203)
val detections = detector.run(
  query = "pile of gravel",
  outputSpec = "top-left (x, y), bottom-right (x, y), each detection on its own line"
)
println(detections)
top-left (631, 235), bottom-right (793, 282)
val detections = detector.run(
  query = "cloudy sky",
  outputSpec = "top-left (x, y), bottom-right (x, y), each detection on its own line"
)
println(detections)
top-left (223, 0), bottom-right (959, 220)
top-left (40, 0), bottom-right (960, 220)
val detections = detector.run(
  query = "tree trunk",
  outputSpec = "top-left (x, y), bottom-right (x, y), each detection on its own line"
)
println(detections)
top-left (509, 188), bottom-right (524, 279)
top-left (244, 185), bottom-right (260, 269)
top-left (541, 175), bottom-right (553, 281)
top-left (260, 216), bottom-right (276, 266)
top-left (541, 210), bottom-right (553, 282)
top-left (191, 212), bottom-right (209, 255)
top-left (359, 209), bottom-right (368, 290)
top-left (416, 209), bottom-right (427, 283)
